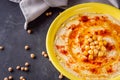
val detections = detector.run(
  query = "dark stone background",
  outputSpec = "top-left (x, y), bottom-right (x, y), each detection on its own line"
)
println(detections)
top-left (0, 0), bottom-right (120, 80)
top-left (0, 0), bottom-right (68, 80)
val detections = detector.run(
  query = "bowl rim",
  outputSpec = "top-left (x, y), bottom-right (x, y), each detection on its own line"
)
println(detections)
top-left (46, 2), bottom-right (120, 80)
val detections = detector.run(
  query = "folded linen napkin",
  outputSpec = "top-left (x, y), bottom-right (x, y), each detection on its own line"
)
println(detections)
top-left (9, 0), bottom-right (68, 29)
top-left (9, 0), bottom-right (119, 30)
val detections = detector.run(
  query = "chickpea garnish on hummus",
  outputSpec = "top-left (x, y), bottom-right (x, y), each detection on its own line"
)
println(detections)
top-left (54, 13), bottom-right (120, 80)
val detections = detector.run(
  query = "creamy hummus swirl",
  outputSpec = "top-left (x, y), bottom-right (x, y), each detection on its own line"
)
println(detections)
top-left (54, 13), bottom-right (120, 80)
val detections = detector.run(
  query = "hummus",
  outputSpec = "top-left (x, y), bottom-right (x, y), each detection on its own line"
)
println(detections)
top-left (54, 13), bottom-right (120, 80)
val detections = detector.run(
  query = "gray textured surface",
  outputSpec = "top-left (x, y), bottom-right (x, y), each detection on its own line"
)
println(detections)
top-left (61, 0), bottom-right (120, 9)
top-left (0, 0), bottom-right (68, 80)
top-left (1, 0), bottom-right (120, 80)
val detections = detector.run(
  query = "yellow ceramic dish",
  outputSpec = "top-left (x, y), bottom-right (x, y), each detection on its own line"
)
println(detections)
top-left (46, 2), bottom-right (120, 80)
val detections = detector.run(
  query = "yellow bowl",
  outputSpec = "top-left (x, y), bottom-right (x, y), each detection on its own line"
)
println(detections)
top-left (46, 2), bottom-right (120, 80)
